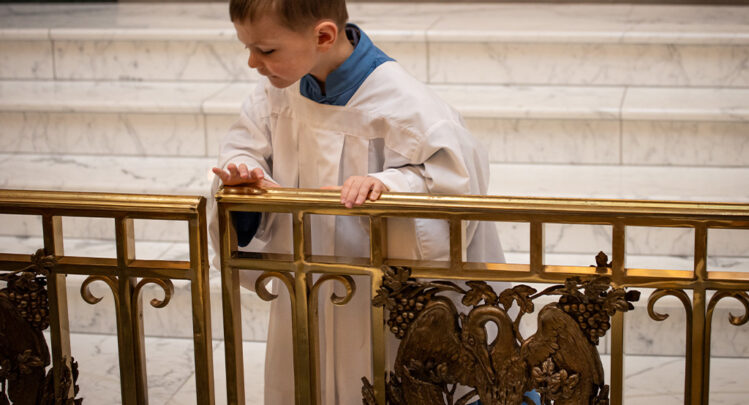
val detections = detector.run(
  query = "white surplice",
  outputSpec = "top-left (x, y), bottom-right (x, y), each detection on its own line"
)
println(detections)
top-left (209, 61), bottom-right (506, 404)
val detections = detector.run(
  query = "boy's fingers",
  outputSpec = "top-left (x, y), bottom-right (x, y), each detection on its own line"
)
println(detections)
top-left (251, 167), bottom-right (265, 181)
top-left (343, 177), bottom-right (364, 208)
top-left (369, 183), bottom-right (383, 201)
top-left (355, 180), bottom-right (374, 206)
top-left (238, 164), bottom-right (250, 180)
top-left (212, 167), bottom-right (229, 183)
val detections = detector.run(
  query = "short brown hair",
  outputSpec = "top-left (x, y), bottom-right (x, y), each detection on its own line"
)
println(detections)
top-left (229, 0), bottom-right (349, 31)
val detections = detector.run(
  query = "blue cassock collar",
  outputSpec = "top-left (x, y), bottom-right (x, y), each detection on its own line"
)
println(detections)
top-left (300, 24), bottom-right (393, 106)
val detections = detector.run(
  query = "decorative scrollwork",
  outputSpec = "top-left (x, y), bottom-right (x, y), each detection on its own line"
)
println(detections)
top-left (363, 253), bottom-right (640, 405)
top-left (311, 275), bottom-right (356, 306)
top-left (255, 271), bottom-right (296, 302)
top-left (707, 290), bottom-right (749, 326)
top-left (133, 278), bottom-right (174, 309)
top-left (647, 289), bottom-right (692, 322)
top-left (80, 275), bottom-right (119, 306)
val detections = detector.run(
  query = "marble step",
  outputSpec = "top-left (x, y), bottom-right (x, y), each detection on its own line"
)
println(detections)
top-left (2, 80), bottom-right (748, 166)
top-left (1, 3), bottom-right (748, 86)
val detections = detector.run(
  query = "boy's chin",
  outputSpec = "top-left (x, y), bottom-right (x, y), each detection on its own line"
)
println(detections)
top-left (266, 76), bottom-right (294, 89)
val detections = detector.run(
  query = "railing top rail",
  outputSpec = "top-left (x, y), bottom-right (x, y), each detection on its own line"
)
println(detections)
top-left (0, 189), bottom-right (204, 217)
top-left (217, 187), bottom-right (749, 221)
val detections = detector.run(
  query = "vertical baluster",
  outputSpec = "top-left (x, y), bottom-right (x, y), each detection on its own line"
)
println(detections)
top-left (219, 208), bottom-right (245, 405)
top-left (609, 222), bottom-right (626, 405)
top-left (293, 212), bottom-right (315, 405)
top-left (530, 221), bottom-right (543, 275)
top-left (693, 224), bottom-right (708, 405)
top-left (115, 216), bottom-right (147, 404)
top-left (190, 201), bottom-right (215, 405)
top-left (449, 218), bottom-right (462, 270)
top-left (43, 215), bottom-right (74, 401)
top-left (369, 216), bottom-right (387, 405)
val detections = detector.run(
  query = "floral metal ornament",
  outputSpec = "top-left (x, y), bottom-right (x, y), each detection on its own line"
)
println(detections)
top-left (363, 253), bottom-right (640, 405)
top-left (0, 249), bottom-right (82, 405)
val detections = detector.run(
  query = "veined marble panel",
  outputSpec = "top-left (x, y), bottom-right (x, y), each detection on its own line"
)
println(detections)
top-left (53, 39), bottom-right (257, 82)
top-left (488, 163), bottom-right (749, 202)
top-left (206, 114), bottom-right (237, 158)
top-left (41, 331), bottom-right (221, 405)
top-left (429, 42), bottom-right (749, 87)
top-left (467, 118), bottom-right (620, 164)
top-left (0, 40), bottom-right (53, 79)
top-left (436, 84), bottom-right (623, 120)
top-left (0, 111), bottom-right (206, 156)
top-left (623, 121), bottom-right (749, 167)
top-left (427, 4), bottom-right (749, 45)
top-left (376, 41), bottom-right (427, 82)
top-left (0, 153), bottom-right (215, 195)
top-left (622, 87), bottom-right (749, 122)
top-left (0, 80), bottom-right (227, 114)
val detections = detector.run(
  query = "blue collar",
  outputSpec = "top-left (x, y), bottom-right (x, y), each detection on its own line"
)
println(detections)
top-left (300, 24), bottom-right (393, 106)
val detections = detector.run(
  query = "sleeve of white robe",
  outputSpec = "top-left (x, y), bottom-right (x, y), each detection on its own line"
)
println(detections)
top-left (208, 81), bottom-right (277, 292)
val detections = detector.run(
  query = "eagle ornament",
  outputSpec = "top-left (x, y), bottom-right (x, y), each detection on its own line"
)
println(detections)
top-left (363, 254), bottom-right (639, 405)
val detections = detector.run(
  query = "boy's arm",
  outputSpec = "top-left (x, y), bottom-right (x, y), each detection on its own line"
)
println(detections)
top-left (216, 82), bottom-right (276, 186)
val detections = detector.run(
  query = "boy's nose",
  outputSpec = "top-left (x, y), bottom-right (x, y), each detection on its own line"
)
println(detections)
top-left (248, 52), bottom-right (260, 69)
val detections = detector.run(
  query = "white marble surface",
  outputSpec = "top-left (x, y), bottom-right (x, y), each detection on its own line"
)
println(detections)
top-left (489, 163), bottom-right (749, 203)
top-left (622, 87), bottom-right (749, 122)
top-left (3, 3), bottom-right (747, 44)
top-left (0, 111), bottom-right (207, 157)
top-left (436, 84), bottom-right (624, 120)
top-left (468, 118), bottom-right (620, 164)
top-left (623, 121), bottom-right (749, 167)
top-left (2, 3), bottom-right (747, 85)
top-left (0, 40), bottom-right (53, 79)
top-left (429, 42), bottom-right (749, 87)
top-left (0, 153), bottom-right (215, 195)
top-left (0, 81), bottom-right (227, 113)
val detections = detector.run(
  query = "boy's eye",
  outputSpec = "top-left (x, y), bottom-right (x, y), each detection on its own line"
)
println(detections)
top-left (259, 49), bottom-right (275, 55)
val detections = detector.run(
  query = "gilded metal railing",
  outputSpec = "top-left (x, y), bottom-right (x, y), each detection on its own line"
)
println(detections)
top-left (0, 190), bottom-right (214, 405)
top-left (216, 186), bottom-right (749, 405)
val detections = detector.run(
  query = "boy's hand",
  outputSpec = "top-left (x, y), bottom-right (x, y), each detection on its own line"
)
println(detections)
top-left (340, 176), bottom-right (388, 208)
top-left (212, 164), bottom-right (278, 188)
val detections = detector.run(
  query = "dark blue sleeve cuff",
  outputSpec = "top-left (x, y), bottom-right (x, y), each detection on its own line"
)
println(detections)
top-left (231, 211), bottom-right (262, 247)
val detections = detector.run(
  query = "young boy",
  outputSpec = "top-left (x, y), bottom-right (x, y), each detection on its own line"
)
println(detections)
top-left (210, 0), bottom-right (514, 403)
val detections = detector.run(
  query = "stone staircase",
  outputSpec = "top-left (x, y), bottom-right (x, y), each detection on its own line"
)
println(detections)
top-left (1, 2), bottom-right (748, 358)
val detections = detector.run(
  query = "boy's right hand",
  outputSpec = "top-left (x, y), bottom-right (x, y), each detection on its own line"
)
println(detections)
top-left (212, 164), bottom-right (278, 188)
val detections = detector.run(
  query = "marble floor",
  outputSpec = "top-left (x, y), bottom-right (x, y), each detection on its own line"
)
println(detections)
top-left (52, 332), bottom-right (749, 405)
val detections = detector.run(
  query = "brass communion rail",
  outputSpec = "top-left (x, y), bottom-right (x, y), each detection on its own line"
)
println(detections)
top-left (0, 190), bottom-right (213, 405)
top-left (216, 187), bottom-right (749, 405)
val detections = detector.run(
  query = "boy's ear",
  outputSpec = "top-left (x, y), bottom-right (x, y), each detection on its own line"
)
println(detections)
top-left (313, 20), bottom-right (338, 51)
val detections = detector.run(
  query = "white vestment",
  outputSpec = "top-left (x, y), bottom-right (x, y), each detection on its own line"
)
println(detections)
top-left (210, 61), bottom-right (505, 404)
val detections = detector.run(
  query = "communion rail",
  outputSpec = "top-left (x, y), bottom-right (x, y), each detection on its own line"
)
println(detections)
top-left (216, 187), bottom-right (749, 405)
top-left (0, 190), bottom-right (213, 404)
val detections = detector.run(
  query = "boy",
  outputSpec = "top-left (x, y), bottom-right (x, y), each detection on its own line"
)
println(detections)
top-left (211, 0), bottom-right (517, 403)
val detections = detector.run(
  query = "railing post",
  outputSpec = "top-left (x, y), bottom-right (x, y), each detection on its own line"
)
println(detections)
top-left (370, 216), bottom-right (387, 405)
top-left (43, 214), bottom-right (75, 401)
top-left (693, 224), bottom-right (708, 405)
top-left (530, 221), bottom-right (544, 275)
top-left (292, 212), bottom-right (315, 405)
top-left (115, 216), bottom-right (148, 405)
top-left (190, 201), bottom-right (215, 405)
top-left (219, 207), bottom-right (245, 405)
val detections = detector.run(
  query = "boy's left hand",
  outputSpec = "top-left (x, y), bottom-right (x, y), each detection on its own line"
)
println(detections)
top-left (339, 176), bottom-right (388, 208)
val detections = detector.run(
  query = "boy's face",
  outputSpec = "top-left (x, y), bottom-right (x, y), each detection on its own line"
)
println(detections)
top-left (234, 13), bottom-right (319, 89)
